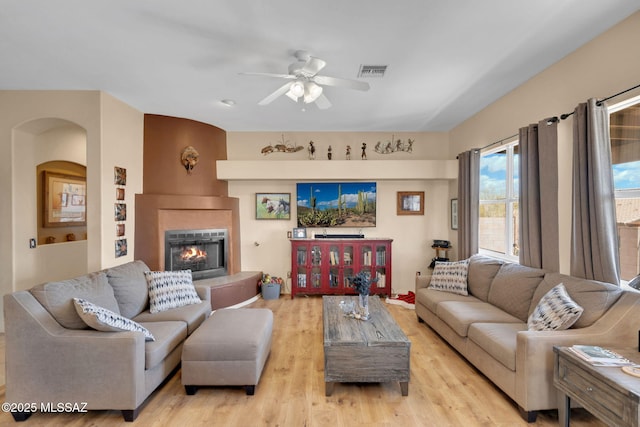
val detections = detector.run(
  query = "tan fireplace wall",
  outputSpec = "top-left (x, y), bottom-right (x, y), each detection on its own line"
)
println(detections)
top-left (135, 115), bottom-right (240, 273)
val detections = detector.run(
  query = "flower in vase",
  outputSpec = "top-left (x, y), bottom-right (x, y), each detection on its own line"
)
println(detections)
top-left (347, 271), bottom-right (378, 295)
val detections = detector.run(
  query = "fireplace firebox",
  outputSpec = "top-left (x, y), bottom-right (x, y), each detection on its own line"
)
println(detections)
top-left (164, 228), bottom-right (228, 280)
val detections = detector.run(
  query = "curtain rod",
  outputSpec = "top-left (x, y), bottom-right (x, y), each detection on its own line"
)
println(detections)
top-left (558, 82), bottom-right (640, 120)
top-left (468, 82), bottom-right (640, 156)
top-left (479, 133), bottom-right (518, 152)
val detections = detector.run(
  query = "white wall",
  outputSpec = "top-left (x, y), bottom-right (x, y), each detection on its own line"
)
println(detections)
top-left (0, 90), bottom-right (143, 332)
top-left (99, 93), bottom-right (144, 268)
top-left (450, 11), bottom-right (640, 273)
top-left (226, 131), bottom-right (452, 295)
top-left (13, 123), bottom-right (88, 290)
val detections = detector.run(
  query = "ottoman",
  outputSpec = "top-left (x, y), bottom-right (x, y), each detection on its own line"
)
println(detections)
top-left (181, 308), bottom-right (273, 395)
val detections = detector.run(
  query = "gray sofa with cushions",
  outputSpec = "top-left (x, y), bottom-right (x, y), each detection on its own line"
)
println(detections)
top-left (4, 260), bottom-right (211, 422)
top-left (415, 254), bottom-right (640, 422)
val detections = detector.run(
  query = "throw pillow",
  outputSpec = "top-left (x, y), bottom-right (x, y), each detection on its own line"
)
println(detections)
top-left (144, 270), bottom-right (202, 314)
top-left (30, 271), bottom-right (120, 330)
top-left (73, 298), bottom-right (155, 341)
top-left (527, 283), bottom-right (584, 331)
top-left (428, 259), bottom-right (470, 296)
top-left (105, 260), bottom-right (150, 319)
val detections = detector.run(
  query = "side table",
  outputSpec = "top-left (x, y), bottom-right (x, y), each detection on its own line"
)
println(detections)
top-left (554, 346), bottom-right (640, 427)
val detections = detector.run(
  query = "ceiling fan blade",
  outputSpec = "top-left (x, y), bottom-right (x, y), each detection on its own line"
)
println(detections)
top-left (301, 56), bottom-right (326, 76)
top-left (313, 75), bottom-right (370, 91)
top-left (239, 72), bottom-right (296, 80)
top-left (258, 82), bottom-right (293, 105)
top-left (314, 93), bottom-right (332, 110)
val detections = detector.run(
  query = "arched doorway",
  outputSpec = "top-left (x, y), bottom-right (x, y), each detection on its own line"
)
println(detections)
top-left (12, 118), bottom-right (88, 290)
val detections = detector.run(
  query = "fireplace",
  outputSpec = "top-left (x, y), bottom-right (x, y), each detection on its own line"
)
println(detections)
top-left (165, 228), bottom-right (228, 280)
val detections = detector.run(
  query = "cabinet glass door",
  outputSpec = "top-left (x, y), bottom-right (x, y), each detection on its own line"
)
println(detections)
top-left (375, 244), bottom-right (387, 289)
top-left (343, 245), bottom-right (354, 268)
top-left (361, 244), bottom-right (372, 267)
top-left (311, 245), bottom-right (322, 289)
top-left (295, 245), bottom-right (308, 288)
top-left (329, 244), bottom-right (339, 288)
top-left (360, 244), bottom-right (373, 278)
top-left (343, 244), bottom-right (354, 291)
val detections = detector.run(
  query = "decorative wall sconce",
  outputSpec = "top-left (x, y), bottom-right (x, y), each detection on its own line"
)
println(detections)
top-left (181, 146), bottom-right (199, 174)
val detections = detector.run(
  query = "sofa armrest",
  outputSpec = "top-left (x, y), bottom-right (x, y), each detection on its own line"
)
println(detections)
top-left (416, 273), bottom-right (432, 291)
top-left (515, 291), bottom-right (640, 411)
top-left (195, 282), bottom-right (211, 303)
top-left (4, 292), bottom-right (147, 410)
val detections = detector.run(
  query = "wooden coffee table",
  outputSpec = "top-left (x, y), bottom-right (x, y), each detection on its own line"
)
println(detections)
top-left (323, 295), bottom-right (411, 396)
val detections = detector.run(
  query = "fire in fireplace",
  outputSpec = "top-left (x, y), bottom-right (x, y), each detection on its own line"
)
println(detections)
top-left (165, 228), bottom-right (228, 280)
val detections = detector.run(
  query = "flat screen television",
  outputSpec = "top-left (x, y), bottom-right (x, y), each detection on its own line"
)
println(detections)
top-left (296, 182), bottom-right (376, 228)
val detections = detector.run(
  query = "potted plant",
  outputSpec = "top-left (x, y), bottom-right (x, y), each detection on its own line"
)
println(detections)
top-left (347, 271), bottom-right (378, 320)
top-left (258, 273), bottom-right (284, 300)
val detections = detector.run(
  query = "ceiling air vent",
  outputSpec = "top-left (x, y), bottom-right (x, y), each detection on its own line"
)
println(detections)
top-left (358, 65), bottom-right (387, 78)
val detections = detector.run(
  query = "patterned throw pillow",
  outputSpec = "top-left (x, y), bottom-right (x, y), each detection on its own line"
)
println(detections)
top-left (527, 283), bottom-right (584, 331)
top-left (73, 298), bottom-right (155, 341)
top-left (144, 270), bottom-right (202, 314)
top-left (428, 259), bottom-right (470, 295)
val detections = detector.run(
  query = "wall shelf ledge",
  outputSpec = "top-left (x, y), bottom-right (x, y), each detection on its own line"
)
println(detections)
top-left (216, 160), bottom-right (457, 181)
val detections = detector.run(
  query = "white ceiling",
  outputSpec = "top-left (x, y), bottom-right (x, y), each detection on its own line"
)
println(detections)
top-left (1, 0), bottom-right (638, 132)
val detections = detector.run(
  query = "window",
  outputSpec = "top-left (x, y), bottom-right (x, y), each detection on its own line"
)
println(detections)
top-left (479, 140), bottom-right (519, 261)
top-left (609, 95), bottom-right (640, 281)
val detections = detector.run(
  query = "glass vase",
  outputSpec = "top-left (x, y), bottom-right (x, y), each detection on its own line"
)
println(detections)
top-left (358, 293), bottom-right (369, 320)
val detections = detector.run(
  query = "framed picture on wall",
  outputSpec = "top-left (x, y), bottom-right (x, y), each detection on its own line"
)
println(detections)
top-left (451, 199), bottom-right (458, 230)
top-left (296, 182), bottom-right (376, 227)
top-left (256, 193), bottom-right (291, 220)
top-left (114, 203), bottom-right (127, 221)
top-left (116, 187), bottom-right (125, 201)
top-left (43, 171), bottom-right (87, 227)
top-left (293, 228), bottom-right (307, 239)
top-left (114, 167), bottom-right (127, 186)
top-left (397, 191), bottom-right (424, 215)
top-left (115, 239), bottom-right (127, 258)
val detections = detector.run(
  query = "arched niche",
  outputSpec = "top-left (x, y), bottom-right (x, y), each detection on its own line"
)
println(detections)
top-left (13, 118), bottom-right (88, 290)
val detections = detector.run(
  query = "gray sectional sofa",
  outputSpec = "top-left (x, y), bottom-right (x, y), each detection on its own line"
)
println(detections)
top-left (415, 254), bottom-right (640, 422)
top-left (4, 260), bottom-right (211, 422)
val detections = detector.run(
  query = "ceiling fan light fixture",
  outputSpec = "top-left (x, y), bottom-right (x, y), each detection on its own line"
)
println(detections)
top-left (285, 90), bottom-right (298, 101)
top-left (242, 51), bottom-right (365, 109)
top-left (304, 82), bottom-right (323, 104)
top-left (290, 80), bottom-right (305, 98)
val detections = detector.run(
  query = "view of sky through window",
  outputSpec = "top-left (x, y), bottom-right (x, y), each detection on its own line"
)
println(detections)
top-left (613, 161), bottom-right (640, 190)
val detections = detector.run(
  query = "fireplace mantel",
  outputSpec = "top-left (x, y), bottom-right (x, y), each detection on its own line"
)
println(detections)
top-left (135, 194), bottom-right (240, 274)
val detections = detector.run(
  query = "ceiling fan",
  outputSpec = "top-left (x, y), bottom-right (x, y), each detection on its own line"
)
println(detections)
top-left (240, 50), bottom-right (370, 109)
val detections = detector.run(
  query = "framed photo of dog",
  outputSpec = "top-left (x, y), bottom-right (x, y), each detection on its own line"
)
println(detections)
top-left (256, 193), bottom-right (291, 220)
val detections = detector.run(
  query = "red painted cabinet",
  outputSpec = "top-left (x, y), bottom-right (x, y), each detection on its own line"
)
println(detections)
top-left (290, 238), bottom-right (392, 298)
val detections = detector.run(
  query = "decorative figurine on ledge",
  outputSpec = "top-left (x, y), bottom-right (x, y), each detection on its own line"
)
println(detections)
top-left (374, 135), bottom-right (415, 154)
top-left (260, 134), bottom-right (304, 155)
top-left (361, 142), bottom-right (367, 160)
top-left (346, 145), bottom-right (351, 160)
top-left (327, 145), bottom-right (332, 160)
top-left (308, 141), bottom-right (316, 160)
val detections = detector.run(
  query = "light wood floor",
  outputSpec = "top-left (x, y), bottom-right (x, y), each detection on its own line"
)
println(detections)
top-left (0, 296), bottom-right (605, 426)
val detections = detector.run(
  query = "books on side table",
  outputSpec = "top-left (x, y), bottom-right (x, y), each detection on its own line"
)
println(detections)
top-left (568, 345), bottom-right (634, 366)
